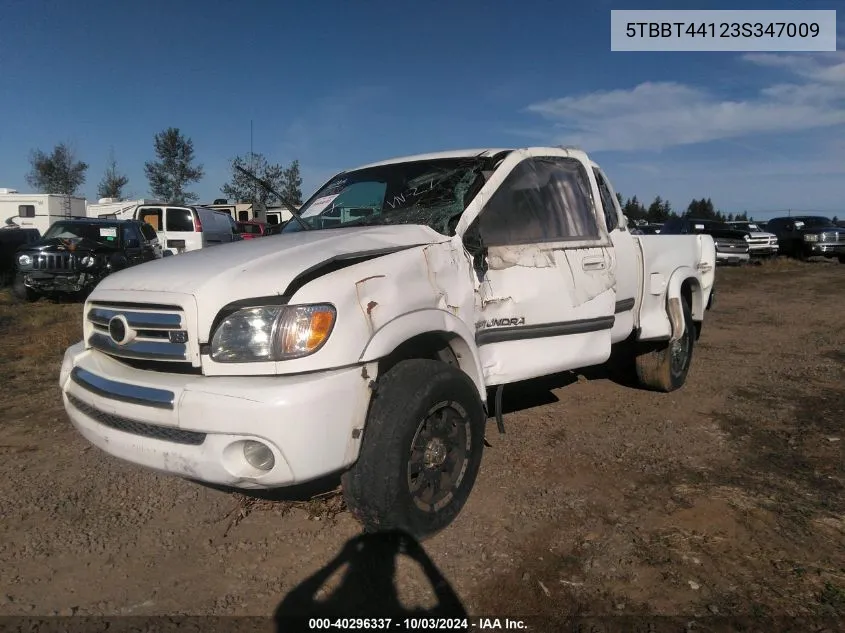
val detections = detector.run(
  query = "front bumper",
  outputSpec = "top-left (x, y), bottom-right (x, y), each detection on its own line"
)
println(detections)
top-left (748, 245), bottom-right (778, 257)
top-left (715, 252), bottom-right (750, 265)
top-left (60, 342), bottom-right (376, 488)
top-left (21, 271), bottom-right (98, 292)
top-left (807, 243), bottom-right (845, 257)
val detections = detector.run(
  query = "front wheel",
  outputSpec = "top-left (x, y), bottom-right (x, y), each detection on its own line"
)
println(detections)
top-left (633, 296), bottom-right (695, 392)
top-left (342, 359), bottom-right (486, 540)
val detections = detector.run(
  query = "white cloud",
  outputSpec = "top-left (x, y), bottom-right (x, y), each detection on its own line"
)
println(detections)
top-left (521, 51), bottom-right (845, 152)
top-left (743, 51), bottom-right (845, 84)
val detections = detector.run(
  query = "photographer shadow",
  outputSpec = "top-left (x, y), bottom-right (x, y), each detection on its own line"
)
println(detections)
top-left (274, 529), bottom-right (467, 629)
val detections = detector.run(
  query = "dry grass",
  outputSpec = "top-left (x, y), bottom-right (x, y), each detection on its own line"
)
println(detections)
top-left (0, 289), bottom-right (84, 416)
top-left (220, 488), bottom-right (348, 537)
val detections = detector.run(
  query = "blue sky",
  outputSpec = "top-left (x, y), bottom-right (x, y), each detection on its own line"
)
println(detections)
top-left (0, 0), bottom-right (842, 219)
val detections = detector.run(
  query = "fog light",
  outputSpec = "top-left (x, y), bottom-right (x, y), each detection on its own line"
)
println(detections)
top-left (243, 441), bottom-right (274, 471)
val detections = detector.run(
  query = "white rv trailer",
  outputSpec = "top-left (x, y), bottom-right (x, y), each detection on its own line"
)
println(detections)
top-left (202, 200), bottom-right (295, 226)
top-left (265, 204), bottom-right (294, 226)
top-left (0, 189), bottom-right (86, 234)
top-left (202, 201), bottom-right (263, 222)
top-left (86, 197), bottom-right (163, 219)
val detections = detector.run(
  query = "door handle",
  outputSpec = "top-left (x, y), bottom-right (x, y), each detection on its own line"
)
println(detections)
top-left (582, 257), bottom-right (606, 271)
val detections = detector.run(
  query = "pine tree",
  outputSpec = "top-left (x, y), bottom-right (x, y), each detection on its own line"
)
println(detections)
top-left (97, 148), bottom-right (129, 200)
top-left (144, 127), bottom-right (204, 204)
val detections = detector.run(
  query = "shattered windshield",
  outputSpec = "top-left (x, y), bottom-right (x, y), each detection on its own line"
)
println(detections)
top-left (282, 156), bottom-right (491, 236)
top-left (42, 222), bottom-right (121, 246)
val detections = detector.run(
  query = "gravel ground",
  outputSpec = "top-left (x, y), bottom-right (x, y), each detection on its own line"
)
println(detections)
top-left (0, 258), bottom-right (843, 622)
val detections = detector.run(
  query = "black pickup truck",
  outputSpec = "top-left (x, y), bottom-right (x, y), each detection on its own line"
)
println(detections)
top-left (765, 215), bottom-right (845, 262)
top-left (13, 218), bottom-right (163, 301)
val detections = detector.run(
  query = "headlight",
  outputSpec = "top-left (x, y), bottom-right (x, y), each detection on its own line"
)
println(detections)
top-left (17, 254), bottom-right (31, 266)
top-left (210, 303), bottom-right (336, 363)
top-left (80, 255), bottom-right (97, 267)
top-left (804, 234), bottom-right (819, 242)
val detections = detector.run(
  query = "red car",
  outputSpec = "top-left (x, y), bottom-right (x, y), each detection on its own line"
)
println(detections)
top-left (235, 221), bottom-right (267, 240)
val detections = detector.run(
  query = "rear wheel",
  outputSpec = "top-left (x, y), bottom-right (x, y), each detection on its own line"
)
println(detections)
top-left (838, 256), bottom-right (845, 264)
top-left (342, 359), bottom-right (486, 540)
top-left (634, 297), bottom-right (695, 392)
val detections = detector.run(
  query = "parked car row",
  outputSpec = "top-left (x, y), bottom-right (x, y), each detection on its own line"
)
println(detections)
top-left (632, 215), bottom-right (844, 265)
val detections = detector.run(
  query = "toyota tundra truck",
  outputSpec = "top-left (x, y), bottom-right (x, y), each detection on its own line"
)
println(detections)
top-left (59, 147), bottom-right (716, 538)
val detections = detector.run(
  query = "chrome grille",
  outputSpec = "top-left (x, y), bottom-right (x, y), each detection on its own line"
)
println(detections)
top-left (715, 239), bottom-right (749, 253)
top-left (33, 252), bottom-right (75, 271)
top-left (66, 393), bottom-right (206, 445)
top-left (747, 235), bottom-right (777, 248)
top-left (820, 231), bottom-right (845, 244)
top-left (86, 301), bottom-right (190, 364)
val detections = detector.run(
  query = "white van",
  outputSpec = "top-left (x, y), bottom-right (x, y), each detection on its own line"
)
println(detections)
top-left (135, 205), bottom-right (236, 255)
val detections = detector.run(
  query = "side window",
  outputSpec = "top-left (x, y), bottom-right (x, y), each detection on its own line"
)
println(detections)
top-left (121, 225), bottom-right (141, 245)
top-left (18, 205), bottom-right (35, 218)
top-left (139, 208), bottom-right (162, 231)
top-left (478, 157), bottom-right (600, 246)
top-left (593, 169), bottom-right (619, 233)
top-left (166, 208), bottom-right (195, 232)
top-left (139, 223), bottom-right (158, 241)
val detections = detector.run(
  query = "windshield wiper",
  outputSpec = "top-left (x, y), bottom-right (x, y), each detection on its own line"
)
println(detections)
top-left (233, 165), bottom-right (311, 231)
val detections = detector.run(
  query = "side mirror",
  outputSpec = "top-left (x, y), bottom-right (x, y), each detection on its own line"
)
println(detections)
top-left (619, 214), bottom-right (629, 231)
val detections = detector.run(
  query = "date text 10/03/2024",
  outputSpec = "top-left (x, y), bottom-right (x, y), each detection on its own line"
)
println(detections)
top-left (307, 618), bottom-right (527, 630)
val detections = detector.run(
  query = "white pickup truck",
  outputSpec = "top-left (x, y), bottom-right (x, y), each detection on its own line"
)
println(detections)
top-left (60, 147), bottom-right (716, 538)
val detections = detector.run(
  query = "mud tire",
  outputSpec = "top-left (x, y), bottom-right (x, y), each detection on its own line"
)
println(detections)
top-left (342, 359), bottom-right (486, 540)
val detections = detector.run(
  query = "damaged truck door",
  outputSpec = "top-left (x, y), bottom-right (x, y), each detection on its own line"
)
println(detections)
top-left (461, 151), bottom-right (618, 386)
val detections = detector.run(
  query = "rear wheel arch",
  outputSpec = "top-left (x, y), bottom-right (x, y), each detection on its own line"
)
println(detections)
top-left (666, 268), bottom-right (703, 338)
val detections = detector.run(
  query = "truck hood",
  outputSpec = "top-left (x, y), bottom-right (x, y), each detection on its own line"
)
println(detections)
top-left (95, 224), bottom-right (448, 300)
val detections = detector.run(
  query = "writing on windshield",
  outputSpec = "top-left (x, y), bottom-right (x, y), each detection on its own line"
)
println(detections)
top-left (284, 157), bottom-right (489, 235)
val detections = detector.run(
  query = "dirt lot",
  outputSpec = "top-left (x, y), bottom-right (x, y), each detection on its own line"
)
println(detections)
top-left (0, 259), bottom-right (843, 623)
